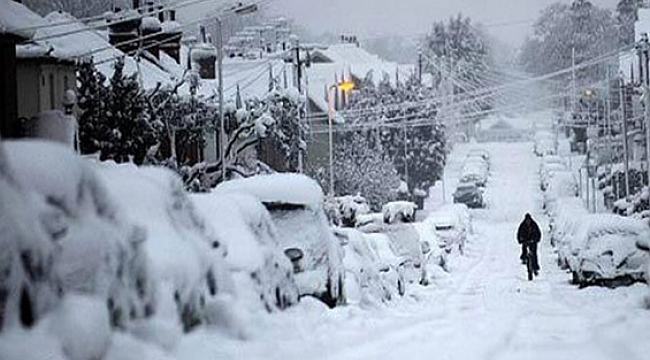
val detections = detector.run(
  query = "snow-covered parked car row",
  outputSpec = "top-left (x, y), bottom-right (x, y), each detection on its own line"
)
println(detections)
top-left (0, 140), bottom-right (345, 359)
top-left (540, 149), bottom-right (650, 288)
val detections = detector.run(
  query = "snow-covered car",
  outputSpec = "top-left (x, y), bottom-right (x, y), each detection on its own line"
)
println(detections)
top-left (191, 192), bottom-right (299, 312)
top-left (360, 223), bottom-right (428, 285)
top-left (459, 158), bottom-right (489, 187)
top-left (568, 214), bottom-right (650, 287)
top-left (540, 160), bottom-right (567, 191)
top-left (382, 201), bottom-right (418, 224)
top-left (453, 181), bottom-right (484, 209)
top-left (98, 164), bottom-right (227, 331)
top-left (334, 228), bottom-right (406, 304)
top-left (425, 205), bottom-right (470, 258)
top-left (534, 131), bottom-right (557, 156)
top-left (467, 148), bottom-right (490, 163)
top-left (2, 140), bottom-right (157, 331)
top-left (216, 174), bottom-right (346, 307)
top-left (335, 194), bottom-right (371, 227)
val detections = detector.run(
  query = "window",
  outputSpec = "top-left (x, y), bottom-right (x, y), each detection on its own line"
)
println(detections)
top-left (64, 75), bottom-right (69, 91)
top-left (49, 73), bottom-right (55, 109)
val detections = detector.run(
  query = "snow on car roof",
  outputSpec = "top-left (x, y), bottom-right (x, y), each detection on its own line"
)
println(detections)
top-left (215, 173), bottom-right (324, 206)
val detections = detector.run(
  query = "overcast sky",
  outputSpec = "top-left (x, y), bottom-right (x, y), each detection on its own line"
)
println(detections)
top-left (266, 0), bottom-right (619, 45)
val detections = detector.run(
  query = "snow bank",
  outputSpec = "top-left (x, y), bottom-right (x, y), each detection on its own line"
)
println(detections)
top-left (216, 173), bottom-right (324, 206)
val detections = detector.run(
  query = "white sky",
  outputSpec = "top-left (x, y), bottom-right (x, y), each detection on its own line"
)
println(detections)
top-left (268, 0), bottom-right (619, 45)
top-left (177, 0), bottom-right (619, 46)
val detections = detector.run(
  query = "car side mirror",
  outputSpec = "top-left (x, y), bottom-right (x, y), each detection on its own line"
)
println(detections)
top-left (284, 248), bottom-right (304, 273)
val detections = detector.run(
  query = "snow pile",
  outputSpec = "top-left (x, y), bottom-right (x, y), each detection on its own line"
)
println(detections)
top-left (2, 140), bottom-right (156, 331)
top-left (191, 192), bottom-right (299, 313)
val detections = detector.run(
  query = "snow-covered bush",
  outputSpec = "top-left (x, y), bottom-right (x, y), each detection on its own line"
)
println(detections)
top-left (97, 163), bottom-right (227, 331)
top-left (191, 192), bottom-right (299, 313)
top-left (2, 140), bottom-right (156, 331)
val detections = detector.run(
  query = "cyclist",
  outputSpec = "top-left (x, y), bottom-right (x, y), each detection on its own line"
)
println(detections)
top-left (517, 213), bottom-right (541, 275)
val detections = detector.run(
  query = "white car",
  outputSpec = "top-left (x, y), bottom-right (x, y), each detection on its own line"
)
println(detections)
top-left (382, 201), bottom-right (418, 224)
top-left (568, 214), bottom-right (650, 287)
top-left (216, 174), bottom-right (346, 307)
top-left (191, 192), bottom-right (300, 312)
top-left (334, 228), bottom-right (406, 304)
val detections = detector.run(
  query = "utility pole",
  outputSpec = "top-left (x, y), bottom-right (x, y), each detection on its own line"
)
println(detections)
top-left (620, 80), bottom-right (630, 198)
top-left (217, 18), bottom-right (226, 183)
top-left (418, 50), bottom-right (423, 85)
top-left (637, 33), bottom-right (650, 191)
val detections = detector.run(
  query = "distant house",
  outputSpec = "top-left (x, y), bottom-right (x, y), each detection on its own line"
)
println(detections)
top-left (0, 0), bottom-right (47, 138)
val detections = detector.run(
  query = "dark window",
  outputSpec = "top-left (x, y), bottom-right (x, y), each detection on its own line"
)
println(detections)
top-left (64, 75), bottom-right (69, 90)
top-left (49, 73), bottom-right (55, 109)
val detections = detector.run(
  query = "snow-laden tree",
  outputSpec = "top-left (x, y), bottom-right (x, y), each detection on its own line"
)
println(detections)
top-left (323, 130), bottom-right (401, 210)
top-left (345, 73), bottom-right (447, 198)
top-left (256, 88), bottom-right (307, 172)
top-left (617, 0), bottom-right (643, 45)
top-left (519, 0), bottom-right (618, 86)
top-left (78, 59), bottom-right (157, 165)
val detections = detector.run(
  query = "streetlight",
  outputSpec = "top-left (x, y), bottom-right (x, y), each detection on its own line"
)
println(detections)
top-left (218, 3), bottom-right (258, 183)
top-left (327, 80), bottom-right (354, 196)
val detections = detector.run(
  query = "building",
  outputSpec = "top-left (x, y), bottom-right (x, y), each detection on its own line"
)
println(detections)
top-left (0, 0), bottom-right (48, 138)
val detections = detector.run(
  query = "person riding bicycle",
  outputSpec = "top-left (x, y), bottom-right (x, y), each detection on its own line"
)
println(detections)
top-left (517, 213), bottom-right (541, 275)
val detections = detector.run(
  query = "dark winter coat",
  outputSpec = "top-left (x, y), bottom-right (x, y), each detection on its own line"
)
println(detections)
top-left (517, 214), bottom-right (541, 244)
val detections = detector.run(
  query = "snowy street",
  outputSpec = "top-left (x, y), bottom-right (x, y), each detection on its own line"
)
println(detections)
top-left (177, 137), bottom-right (650, 360)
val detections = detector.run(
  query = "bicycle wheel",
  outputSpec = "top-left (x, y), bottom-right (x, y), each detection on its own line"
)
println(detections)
top-left (526, 252), bottom-right (534, 281)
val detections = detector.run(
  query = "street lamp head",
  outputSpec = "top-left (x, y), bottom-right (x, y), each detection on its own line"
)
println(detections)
top-left (337, 80), bottom-right (355, 92)
top-left (231, 2), bottom-right (258, 15)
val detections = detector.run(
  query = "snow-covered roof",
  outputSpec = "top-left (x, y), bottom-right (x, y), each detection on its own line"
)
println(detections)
top-left (215, 173), bottom-right (324, 206)
top-left (306, 44), bottom-right (414, 112)
top-left (21, 11), bottom-right (173, 89)
top-left (171, 45), bottom-right (287, 100)
top-left (0, 0), bottom-right (47, 40)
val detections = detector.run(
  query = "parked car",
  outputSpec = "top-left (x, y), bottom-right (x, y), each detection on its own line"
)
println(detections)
top-left (568, 214), bottom-right (650, 287)
top-left (453, 181), bottom-right (484, 209)
top-left (334, 228), bottom-right (405, 304)
top-left (426, 205), bottom-right (470, 257)
top-left (358, 223), bottom-right (428, 286)
top-left (191, 192), bottom-right (299, 312)
top-left (382, 201), bottom-right (418, 224)
top-left (216, 174), bottom-right (346, 307)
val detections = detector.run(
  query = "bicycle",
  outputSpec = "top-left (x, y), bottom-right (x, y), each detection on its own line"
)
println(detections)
top-left (523, 242), bottom-right (538, 281)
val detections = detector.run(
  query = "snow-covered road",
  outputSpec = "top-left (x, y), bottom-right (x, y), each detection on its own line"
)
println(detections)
top-left (178, 140), bottom-right (650, 360)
